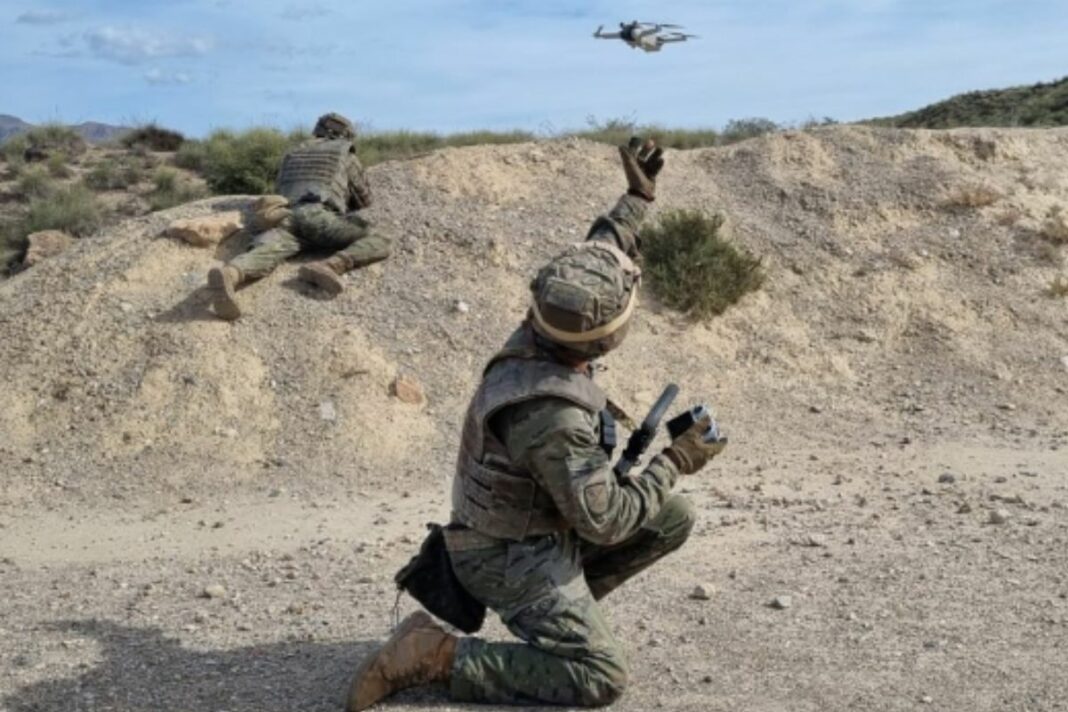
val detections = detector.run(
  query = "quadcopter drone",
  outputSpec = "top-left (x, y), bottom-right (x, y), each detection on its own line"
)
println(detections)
top-left (593, 20), bottom-right (698, 52)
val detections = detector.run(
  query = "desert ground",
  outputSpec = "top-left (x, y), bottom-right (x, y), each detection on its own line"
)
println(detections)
top-left (1, 126), bottom-right (1067, 711)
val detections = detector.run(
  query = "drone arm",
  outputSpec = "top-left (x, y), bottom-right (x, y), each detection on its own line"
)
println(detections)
top-left (595, 28), bottom-right (622, 39)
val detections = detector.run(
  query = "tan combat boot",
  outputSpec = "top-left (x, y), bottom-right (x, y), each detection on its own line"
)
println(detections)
top-left (346, 611), bottom-right (457, 712)
top-left (207, 265), bottom-right (243, 321)
top-left (298, 256), bottom-right (347, 297)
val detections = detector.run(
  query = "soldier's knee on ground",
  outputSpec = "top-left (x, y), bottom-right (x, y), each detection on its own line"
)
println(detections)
top-left (580, 650), bottom-right (629, 707)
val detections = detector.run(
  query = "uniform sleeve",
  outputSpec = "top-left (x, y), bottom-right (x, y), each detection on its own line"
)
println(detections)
top-left (585, 193), bottom-right (649, 258)
top-left (497, 398), bottom-right (679, 546)
top-left (346, 154), bottom-right (372, 209)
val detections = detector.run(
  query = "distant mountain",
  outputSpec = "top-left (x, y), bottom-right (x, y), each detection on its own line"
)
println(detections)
top-left (0, 114), bottom-right (33, 142)
top-left (0, 114), bottom-right (129, 143)
top-left (870, 76), bottom-right (1068, 129)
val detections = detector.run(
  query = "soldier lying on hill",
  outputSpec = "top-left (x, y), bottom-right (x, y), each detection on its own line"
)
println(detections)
top-left (207, 112), bottom-right (390, 320)
top-left (346, 138), bottom-right (728, 709)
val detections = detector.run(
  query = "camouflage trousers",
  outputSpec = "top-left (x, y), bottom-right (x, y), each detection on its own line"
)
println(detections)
top-left (229, 202), bottom-right (391, 280)
top-left (446, 494), bottom-right (695, 706)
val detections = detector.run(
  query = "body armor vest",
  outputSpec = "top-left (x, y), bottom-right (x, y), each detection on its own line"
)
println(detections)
top-left (451, 326), bottom-right (607, 541)
top-left (274, 138), bottom-right (352, 213)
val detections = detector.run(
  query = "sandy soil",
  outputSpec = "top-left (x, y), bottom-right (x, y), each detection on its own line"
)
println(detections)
top-left (1, 126), bottom-right (1067, 711)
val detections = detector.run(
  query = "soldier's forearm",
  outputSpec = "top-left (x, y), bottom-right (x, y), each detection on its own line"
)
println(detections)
top-left (586, 193), bottom-right (650, 258)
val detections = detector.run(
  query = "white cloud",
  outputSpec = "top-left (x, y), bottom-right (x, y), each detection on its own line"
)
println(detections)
top-left (84, 26), bottom-right (212, 65)
top-left (144, 69), bottom-right (193, 86)
top-left (15, 9), bottom-right (71, 25)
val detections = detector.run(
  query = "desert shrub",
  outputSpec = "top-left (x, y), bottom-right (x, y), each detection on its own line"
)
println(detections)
top-left (173, 139), bottom-right (208, 172)
top-left (15, 165), bottom-right (55, 199)
top-left (640, 209), bottom-right (765, 319)
top-left (84, 157), bottom-right (143, 190)
top-left (942, 185), bottom-right (1001, 209)
top-left (47, 153), bottom-right (71, 178)
top-left (147, 168), bottom-right (208, 211)
top-left (719, 118), bottom-right (780, 144)
top-left (1039, 207), bottom-right (1068, 244)
top-left (0, 220), bottom-right (25, 268)
top-left (121, 123), bottom-right (186, 152)
top-left (25, 123), bottom-right (86, 157)
top-left (1046, 275), bottom-right (1068, 298)
top-left (192, 128), bottom-right (301, 194)
top-left (1, 134), bottom-right (29, 165)
top-left (22, 184), bottom-right (103, 237)
top-left (357, 129), bottom-right (535, 165)
top-left (575, 117), bottom-right (720, 150)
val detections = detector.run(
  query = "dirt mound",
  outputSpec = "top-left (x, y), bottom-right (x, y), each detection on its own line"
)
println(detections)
top-left (1, 126), bottom-right (1066, 506)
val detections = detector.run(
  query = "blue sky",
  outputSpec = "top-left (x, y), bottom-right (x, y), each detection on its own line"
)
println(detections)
top-left (3, 0), bottom-right (1067, 136)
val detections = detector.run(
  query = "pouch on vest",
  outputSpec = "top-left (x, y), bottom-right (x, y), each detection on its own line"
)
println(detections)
top-left (394, 523), bottom-right (487, 634)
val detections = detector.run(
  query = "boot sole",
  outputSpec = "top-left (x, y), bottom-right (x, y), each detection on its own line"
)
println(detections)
top-left (208, 268), bottom-right (241, 321)
top-left (346, 611), bottom-right (434, 712)
top-left (298, 265), bottom-right (344, 297)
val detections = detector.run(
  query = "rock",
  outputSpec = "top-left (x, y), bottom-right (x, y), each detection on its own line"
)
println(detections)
top-left (454, 300), bottom-right (470, 314)
top-left (391, 375), bottom-right (425, 405)
top-left (165, 212), bottom-right (245, 248)
top-left (989, 509), bottom-right (1011, 525)
top-left (690, 583), bottom-right (716, 600)
top-left (938, 472), bottom-right (956, 484)
top-left (201, 584), bottom-right (227, 599)
top-left (769, 595), bottom-right (793, 610)
top-left (1061, 355), bottom-right (1068, 372)
top-left (996, 403), bottom-right (1016, 411)
top-left (22, 230), bottom-right (73, 267)
top-left (318, 400), bottom-right (337, 422)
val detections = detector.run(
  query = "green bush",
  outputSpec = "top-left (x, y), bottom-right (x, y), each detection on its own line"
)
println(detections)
top-left (191, 128), bottom-right (302, 195)
top-left (0, 221), bottom-right (25, 269)
top-left (84, 158), bottom-right (144, 190)
top-left (47, 153), bottom-right (71, 178)
top-left (25, 123), bottom-right (86, 157)
top-left (147, 168), bottom-right (208, 211)
top-left (173, 139), bottom-right (208, 172)
top-left (575, 117), bottom-right (720, 149)
top-left (15, 165), bottom-right (55, 199)
top-left (719, 118), bottom-right (780, 144)
top-left (121, 123), bottom-right (186, 152)
top-left (22, 184), bottom-right (103, 237)
top-left (1, 134), bottom-right (29, 165)
top-left (640, 209), bottom-right (765, 319)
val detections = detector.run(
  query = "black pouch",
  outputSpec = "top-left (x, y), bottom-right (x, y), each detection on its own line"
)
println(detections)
top-left (394, 523), bottom-right (487, 634)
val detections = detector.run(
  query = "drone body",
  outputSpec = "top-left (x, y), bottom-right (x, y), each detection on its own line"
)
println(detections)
top-left (593, 20), bottom-right (697, 52)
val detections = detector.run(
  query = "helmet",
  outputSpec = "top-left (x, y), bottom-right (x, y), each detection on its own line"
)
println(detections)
top-left (313, 112), bottom-right (356, 140)
top-left (529, 242), bottom-right (641, 357)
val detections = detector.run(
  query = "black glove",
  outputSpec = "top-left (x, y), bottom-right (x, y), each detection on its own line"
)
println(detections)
top-left (619, 136), bottom-right (664, 201)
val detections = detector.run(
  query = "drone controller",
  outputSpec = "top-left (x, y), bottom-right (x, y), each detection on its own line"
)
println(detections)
top-left (666, 405), bottom-right (722, 444)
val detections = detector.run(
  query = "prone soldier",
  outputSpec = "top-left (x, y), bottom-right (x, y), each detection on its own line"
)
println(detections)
top-left (347, 138), bottom-right (727, 709)
top-left (208, 112), bottom-right (391, 320)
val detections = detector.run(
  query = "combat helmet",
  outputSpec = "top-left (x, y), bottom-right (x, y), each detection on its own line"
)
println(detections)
top-left (313, 112), bottom-right (356, 140)
top-left (530, 242), bottom-right (641, 357)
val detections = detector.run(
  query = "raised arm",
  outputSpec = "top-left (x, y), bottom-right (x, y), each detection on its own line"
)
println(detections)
top-left (586, 137), bottom-right (664, 258)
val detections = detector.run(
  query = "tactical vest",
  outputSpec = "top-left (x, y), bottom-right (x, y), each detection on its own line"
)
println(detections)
top-left (451, 327), bottom-right (607, 541)
top-left (274, 138), bottom-right (352, 213)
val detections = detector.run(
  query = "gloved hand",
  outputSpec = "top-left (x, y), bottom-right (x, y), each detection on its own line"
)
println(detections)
top-left (662, 413), bottom-right (727, 475)
top-left (619, 136), bottom-right (664, 201)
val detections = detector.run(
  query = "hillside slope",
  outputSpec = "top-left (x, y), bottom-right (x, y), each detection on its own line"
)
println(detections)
top-left (1, 125), bottom-right (1066, 505)
top-left (872, 76), bottom-right (1068, 128)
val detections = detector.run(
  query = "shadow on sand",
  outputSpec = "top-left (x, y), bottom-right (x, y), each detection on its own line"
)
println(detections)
top-left (2, 620), bottom-right (448, 712)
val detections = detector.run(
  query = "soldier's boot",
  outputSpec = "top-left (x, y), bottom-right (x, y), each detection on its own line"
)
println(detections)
top-left (207, 265), bottom-right (243, 321)
top-left (298, 256), bottom-right (347, 297)
top-left (346, 611), bottom-right (457, 712)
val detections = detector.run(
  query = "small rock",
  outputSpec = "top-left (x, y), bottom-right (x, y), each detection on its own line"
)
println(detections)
top-left (22, 230), bottom-right (74, 268)
top-left (808, 405), bottom-right (822, 414)
top-left (201, 584), bottom-right (227, 599)
top-left (391, 375), bottom-right (425, 405)
top-left (689, 583), bottom-right (715, 600)
top-left (769, 595), bottom-right (793, 610)
top-left (997, 403), bottom-right (1016, 411)
top-left (920, 695), bottom-right (933, 705)
top-left (164, 212), bottom-right (245, 248)
top-left (1061, 355), bottom-right (1068, 372)
top-left (938, 472), bottom-right (956, 484)
top-left (454, 300), bottom-right (470, 314)
top-left (854, 329), bottom-right (877, 343)
top-left (989, 509), bottom-right (1011, 525)
top-left (318, 400), bottom-right (337, 422)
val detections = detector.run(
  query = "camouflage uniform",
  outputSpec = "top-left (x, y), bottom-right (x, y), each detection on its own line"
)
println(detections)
top-left (443, 196), bottom-right (694, 707)
top-left (229, 139), bottom-right (389, 279)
